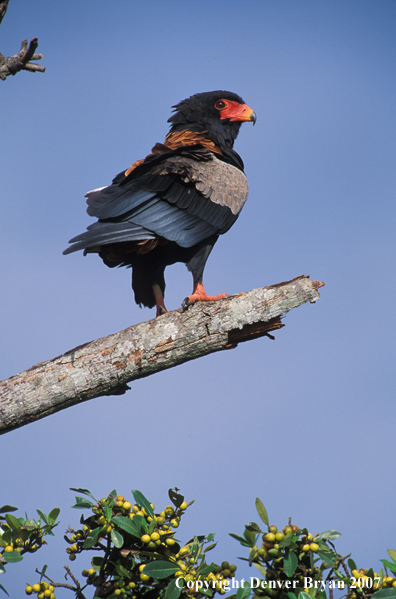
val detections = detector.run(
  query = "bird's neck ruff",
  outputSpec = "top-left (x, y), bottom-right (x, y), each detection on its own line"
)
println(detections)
top-left (168, 120), bottom-right (242, 153)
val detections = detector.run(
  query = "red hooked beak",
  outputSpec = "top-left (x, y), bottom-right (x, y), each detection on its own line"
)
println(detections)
top-left (219, 100), bottom-right (257, 125)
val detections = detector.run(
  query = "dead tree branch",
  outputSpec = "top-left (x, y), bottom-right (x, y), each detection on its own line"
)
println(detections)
top-left (0, 275), bottom-right (324, 435)
top-left (0, 0), bottom-right (10, 26)
top-left (0, 37), bottom-right (45, 80)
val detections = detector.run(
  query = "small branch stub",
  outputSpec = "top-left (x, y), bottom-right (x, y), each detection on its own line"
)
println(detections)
top-left (0, 275), bottom-right (324, 435)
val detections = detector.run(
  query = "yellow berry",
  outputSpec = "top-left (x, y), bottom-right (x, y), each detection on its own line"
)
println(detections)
top-left (139, 564), bottom-right (146, 572)
top-left (25, 587), bottom-right (33, 595)
top-left (88, 568), bottom-right (96, 576)
top-left (151, 532), bottom-right (160, 541)
top-left (4, 545), bottom-right (13, 552)
top-left (302, 544), bottom-right (310, 552)
top-left (166, 538), bottom-right (176, 546)
top-left (265, 533), bottom-right (276, 543)
top-left (140, 573), bottom-right (150, 582)
top-left (123, 501), bottom-right (132, 510)
top-left (32, 584), bottom-right (41, 593)
top-left (179, 501), bottom-right (188, 510)
top-left (165, 506), bottom-right (175, 516)
top-left (141, 534), bottom-right (151, 544)
top-left (309, 543), bottom-right (319, 552)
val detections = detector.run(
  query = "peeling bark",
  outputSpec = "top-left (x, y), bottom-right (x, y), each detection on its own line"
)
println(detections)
top-left (0, 276), bottom-right (324, 435)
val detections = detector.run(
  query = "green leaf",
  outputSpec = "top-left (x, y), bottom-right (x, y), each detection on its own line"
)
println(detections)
top-left (5, 514), bottom-right (22, 532)
top-left (229, 533), bottom-right (250, 547)
top-left (243, 527), bottom-right (257, 546)
top-left (111, 529), bottom-right (124, 548)
top-left (37, 564), bottom-right (48, 581)
top-left (92, 557), bottom-right (102, 568)
top-left (168, 489), bottom-right (184, 509)
top-left (116, 564), bottom-right (130, 578)
top-left (279, 535), bottom-right (297, 549)
top-left (236, 581), bottom-right (251, 599)
top-left (0, 506), bottom-right (17, 515)
top-left (316, 530), bottom-right (341, 541)
top-left (380, 560), bottom-right (396, 574)
top-left (348, 558), bottom-right (357, 572)
top-left (253, 562), bottom-right (267, 577)
top-left (205, 543), bottom-right (217, 553)
top-left (388, 550), bottom-right (396, 564)
top-left (164, 578), bottom-right (182, 599)
top-left (132, 490), bottom-right (154, 519)
top-left (47, 508), bottom-right (60, 525)
top-left (246, 522), bottom-right (262, 533)
top-left (112, 516), bottom-right (141, 539)
top-left (284, 550), bottom-right (298, 577)
top-left (105, 506), bottom-right (113, 522)
top-left (317, 550), bottom-right (338, 567)
top-left (83, 527), bottom-right (101, 549)
top-left (3, 551), bottom-right (23, 563)
top-left (255, 498), bottom-right (269, 526)
top-left (36, 510), bottom-right (48, 524)
top-left (207, 533), bottom-right (215, 543)
top-left (298, 593), bottom-right (312, 599)
top-left (199, 563), bottom-right (218, 577)
top-left (372, 590), bottom-right (396, 599)
top-left (287, 593), bottom-right (298, 599)
top-left (0, 583), bottom-right (9, 596)
top-left (70, 487), bottom-right (95, 498)
top-left (143, 560), bottom-right (180, 579)
top-left (72, 497), bottom-right (94, 509)
top-left (249, 546), bottom-right (258, 566)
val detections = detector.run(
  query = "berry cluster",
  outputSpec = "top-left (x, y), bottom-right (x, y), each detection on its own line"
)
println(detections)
top-left (25, 581), bottom-right (55, 598)
top-left (25, 488), bottom-right (235, 598)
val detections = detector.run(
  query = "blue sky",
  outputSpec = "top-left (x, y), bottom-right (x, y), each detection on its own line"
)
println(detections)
top-left (1, 0), bottom-right (396, 595)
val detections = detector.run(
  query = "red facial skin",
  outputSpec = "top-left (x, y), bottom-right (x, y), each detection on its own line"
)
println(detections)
top-left (215, 99), bottom-right (256, 123)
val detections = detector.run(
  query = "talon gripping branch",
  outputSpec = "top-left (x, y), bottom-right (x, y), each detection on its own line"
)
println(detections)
top-left (64, 91), bottom-right (256, 316)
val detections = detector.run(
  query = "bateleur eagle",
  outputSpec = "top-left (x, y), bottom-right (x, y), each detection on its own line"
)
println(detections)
top-left (64, 91), bottom-right (256, 316)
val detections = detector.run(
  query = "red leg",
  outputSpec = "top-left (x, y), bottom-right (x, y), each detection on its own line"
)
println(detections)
top-left (183, 281), bottom-right (228, 309)
top-left (152, 283), bottom-right (167, 317)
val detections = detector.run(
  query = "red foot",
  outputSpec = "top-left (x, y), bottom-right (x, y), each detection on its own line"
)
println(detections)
top-left (153, 283), bottom-right (167, 317)
top-left (182, 281), bottom-right (228, 310)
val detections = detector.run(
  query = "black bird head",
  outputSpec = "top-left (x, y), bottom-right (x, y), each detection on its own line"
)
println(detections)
top-left (168, 90), bottom-right (256, 150)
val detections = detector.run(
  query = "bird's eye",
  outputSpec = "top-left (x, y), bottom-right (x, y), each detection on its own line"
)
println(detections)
top-left (214, 100), bottom-right (226, 110)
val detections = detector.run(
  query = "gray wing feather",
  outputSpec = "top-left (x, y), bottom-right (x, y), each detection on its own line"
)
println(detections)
top-left (65, 151), bottom-right (248, 254)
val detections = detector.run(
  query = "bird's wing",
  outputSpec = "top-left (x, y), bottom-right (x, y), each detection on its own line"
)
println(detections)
top-left (65, 147), bottom-right (248, 253)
